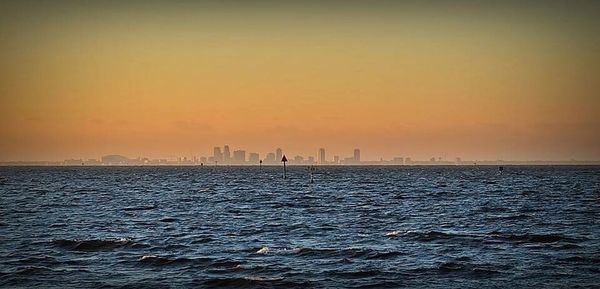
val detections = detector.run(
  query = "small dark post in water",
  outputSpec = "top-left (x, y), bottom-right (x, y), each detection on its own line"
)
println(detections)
top-left (281, 155), bottom-right (288, 179)
top-left (309, 165), bottom-right (315, 183)
top-left (499, 166), bottom-right (504, 173)
top-left (259, 159), bottom-right (262, 170)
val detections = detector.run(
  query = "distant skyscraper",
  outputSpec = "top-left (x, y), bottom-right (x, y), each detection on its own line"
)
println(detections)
top-left (213, 147), bottom-right (223, 163)
top-left (353, 149), bottom-right (360, 162)
top-left (248, 152), bottom-right (259, 163)
top-left (276, 148), bottom-right (283, 162)
top-left (294, 155), bottom-right (304, 164)
top-left (265, 153), bottom-right (276, 163)
top-left (393, 157), bottom-right (404, 165)
top-left (233, 150), bottom-right (246, 164)
top-left (333, 155), bottom-right (340, 164)
top-left (318, 148), bottom-right (326, 164)
top-left (101, 155), bottom-right (129, 164)
top-left (223, 145), bottom-right (231, 164)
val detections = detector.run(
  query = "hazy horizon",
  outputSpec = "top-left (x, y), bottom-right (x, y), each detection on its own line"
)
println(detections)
top-left (2, 1), bottom-right (599, 162)
top-left (2, 147), bottom-right (600, 163)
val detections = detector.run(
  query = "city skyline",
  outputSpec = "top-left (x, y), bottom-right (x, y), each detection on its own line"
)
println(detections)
top-left (3, 143), bottom-right (599, 166)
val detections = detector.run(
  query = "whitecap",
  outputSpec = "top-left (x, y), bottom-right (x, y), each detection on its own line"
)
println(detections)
top-left (139, 255), bottom-right (158, 261)
top-left (244, 276), bottom-right (284, 281)
top-left (256, 247), bottom-right (269, 254)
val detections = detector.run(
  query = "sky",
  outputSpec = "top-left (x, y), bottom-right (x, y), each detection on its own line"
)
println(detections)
top-left (1, 0), bottom-right (599, 161)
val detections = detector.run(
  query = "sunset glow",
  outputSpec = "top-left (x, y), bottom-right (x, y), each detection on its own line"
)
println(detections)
top-left (1, 1), bottom-right (599, 161)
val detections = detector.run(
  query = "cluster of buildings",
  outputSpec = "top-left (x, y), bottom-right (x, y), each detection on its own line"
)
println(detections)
top-left (58, 147), bottom-right (466, 166)
top-left (3, 150), bottom-right (595, 165)
top-left (209, 145), bottom-right (264, 165)
top-left (209, 146), bottom-right (362, 165)
top-left (58, 146), bottom-right (364, 166)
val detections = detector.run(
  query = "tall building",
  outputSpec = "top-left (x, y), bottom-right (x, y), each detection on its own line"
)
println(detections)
top-left (318, 148), bottom-right (326, 164)
top-left (101, 155), bottom-right (129, 164)
top-left (223, 145), bottom-right (231, 164)
top-left (294, 155), bottom-right (304, 164)
top-left (248, 153), bottom-right (259, 163)
top-left (353, 149), bottom-right (361, 162)
top-left (213, 147), bottom-right (223, 163)
top-left (265, 153), bottom-right (276, 163)
top-left (333, 155), bottom-right (340, 164)
top-left (233, 150), bottom-right (246, 164)
top-left (275, 148), bottom-right (283, 162)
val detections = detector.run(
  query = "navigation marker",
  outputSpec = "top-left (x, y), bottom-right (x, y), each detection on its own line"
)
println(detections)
top-left (281, 155), bottom-right (288, 179)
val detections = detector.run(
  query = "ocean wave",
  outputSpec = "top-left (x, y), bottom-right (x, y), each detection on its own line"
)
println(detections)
top-left (52, 238), bottom-right (138, 250)
top-left (4, 255), bottom-right (59, 265)
top-left (478, 205), bottom-right (509, 213)
top-left (69, 188), bottom-right (97, 193)
top-left (484, 214), bottom-right (532, 220)
top-left (437, 261), bottom-right (502, 276)
top-left (365, 251), bottom-right (403, 260)
top-left (190, 237), bottom-right (215, 244)
top-left (557, 256), bottom-right (600, 264)
top-left (403, 230), bottom-right (470, 241)
top-left (256, 246), bottom-right (269, 254)
top-left (292, 247), bottom-right (403, 260)
top-left (159, 217), bottom-right (178, 222)
top-left (487, 232), bottom-right (580, 243)
top-left (293, 247), bottom-right (371, 258)
top-left (138, 255), bottom-right (199, 266)
top-left (138, 255), bottom-right (235, 268)
top-left (202, 276), bottom-right (305, 288)
top-left (123, 205), bottom-right (157, 211)
top-left (10, 266), bottom-right (55, 275)
top-left (328, 269), bottom-right (382, 279)
top-left (438, 261), bottom-right (466, 272)
top-left (552, 243), bottom-right (583, 250)
top-left (210, 259), bottom-right (243, 268)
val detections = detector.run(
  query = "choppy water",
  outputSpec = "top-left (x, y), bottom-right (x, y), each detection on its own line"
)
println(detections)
top-left (1, 166), bottom-right (599, 288)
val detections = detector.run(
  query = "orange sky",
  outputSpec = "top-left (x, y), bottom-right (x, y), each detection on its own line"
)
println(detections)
top-left (1, 1), bottom-right (599, 161)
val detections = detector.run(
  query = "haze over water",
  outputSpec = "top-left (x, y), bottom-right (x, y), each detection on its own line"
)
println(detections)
top-left (1, 166), bottom-right (599, 288)
top-left (1, 0), bottom-right (600, 161)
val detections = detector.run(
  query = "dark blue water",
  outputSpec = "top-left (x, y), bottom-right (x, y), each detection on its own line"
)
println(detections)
top-left (1, 166), bottom-right (599, 288)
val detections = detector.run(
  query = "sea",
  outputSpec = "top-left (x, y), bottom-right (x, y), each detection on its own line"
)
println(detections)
top-left (0, 166), bottom-right (598, 288)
